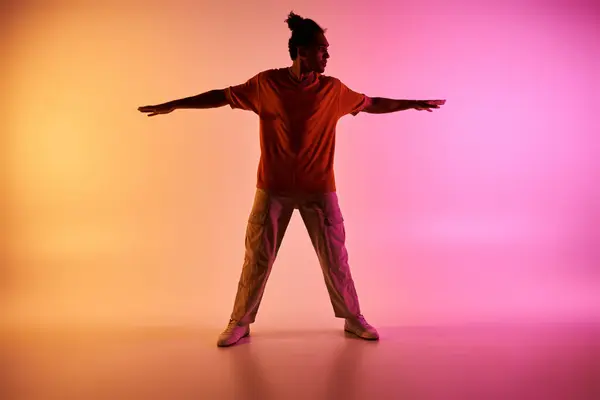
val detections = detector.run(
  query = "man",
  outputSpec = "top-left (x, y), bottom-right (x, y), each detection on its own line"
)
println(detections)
top-left (138, 12), bottom-right (445, 347)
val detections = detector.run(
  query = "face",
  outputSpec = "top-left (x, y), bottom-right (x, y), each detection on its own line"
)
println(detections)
top-left (299, 32), bottom-right (330, 73)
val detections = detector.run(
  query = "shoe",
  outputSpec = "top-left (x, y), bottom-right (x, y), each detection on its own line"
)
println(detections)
top-left (217, 319), bottom-right (250, 347)
top-left (344, 314), bottom-right (379, 340)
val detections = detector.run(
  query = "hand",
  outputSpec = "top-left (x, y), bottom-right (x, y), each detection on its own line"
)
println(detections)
top-left (138, 104), bottom-right (175, 117)
top-left (414, 99), bottom-right (446, 112)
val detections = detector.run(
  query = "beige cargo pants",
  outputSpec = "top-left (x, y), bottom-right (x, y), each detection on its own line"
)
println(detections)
top-left (230, 188), bottom-right (362, 324)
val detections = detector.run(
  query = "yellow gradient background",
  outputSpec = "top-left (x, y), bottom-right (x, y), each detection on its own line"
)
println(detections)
top-left (3, 0), bottom-right (599, 330)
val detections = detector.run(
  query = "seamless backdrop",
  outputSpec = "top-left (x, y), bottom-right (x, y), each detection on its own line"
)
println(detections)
top-left (3, 0), bottom-right (599, 330)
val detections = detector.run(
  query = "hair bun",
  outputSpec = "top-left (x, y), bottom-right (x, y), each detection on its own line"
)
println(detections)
top-left (285, 11), bottom-right (304, 31)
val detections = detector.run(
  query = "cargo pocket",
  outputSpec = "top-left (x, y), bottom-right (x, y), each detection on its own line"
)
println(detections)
top-left (324, 211), bottom-right (344, 227)
top-left (244, 190), bottom-right (271, 265)
top-left (247, 189), bottom-right (270, 226)
top-left (248, 211), bottom-right (268, 225)
top-left (323, 208), bottom-right (346, 250)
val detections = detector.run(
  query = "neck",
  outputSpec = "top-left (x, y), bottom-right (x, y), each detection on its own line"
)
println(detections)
top-left (289, 60), bottom-right (314, 82)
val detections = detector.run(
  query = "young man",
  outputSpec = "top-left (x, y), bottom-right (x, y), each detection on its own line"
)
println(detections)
top-left (138, 12), bottom-right (445, 347)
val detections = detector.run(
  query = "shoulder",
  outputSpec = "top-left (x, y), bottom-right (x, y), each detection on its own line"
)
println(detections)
top-left (317, 74), bottom-right (342, 90)
top-left (318, 74), bottom-right (339, 84)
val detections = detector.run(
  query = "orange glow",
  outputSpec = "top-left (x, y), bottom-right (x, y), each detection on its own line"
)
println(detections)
top-left (4, 1), bottom-right (599, 331)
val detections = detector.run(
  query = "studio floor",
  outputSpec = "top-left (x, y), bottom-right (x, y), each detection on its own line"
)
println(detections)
top-left (4, 321), bottom-right (599, 400)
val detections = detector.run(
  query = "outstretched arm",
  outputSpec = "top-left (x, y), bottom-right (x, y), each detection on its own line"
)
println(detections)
top-left (138, 89), bottom-right (228, 116)
top-left (363, 98), bottom-right (445, 114)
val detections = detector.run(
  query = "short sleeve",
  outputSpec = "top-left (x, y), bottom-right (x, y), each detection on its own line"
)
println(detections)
top-left (338, 79), bottom-right (371, 117)
top-left (225, 73), bottom-right (261, 114)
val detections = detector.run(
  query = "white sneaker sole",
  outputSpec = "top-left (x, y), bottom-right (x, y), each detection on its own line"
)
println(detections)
top-left (344, 328), bottom-right (379, 340)
top-left (217, 329), bottom-right (250, 347)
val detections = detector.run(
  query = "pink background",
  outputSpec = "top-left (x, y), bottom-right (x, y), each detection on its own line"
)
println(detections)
top-left (3, 0), bottom-right (599, 330)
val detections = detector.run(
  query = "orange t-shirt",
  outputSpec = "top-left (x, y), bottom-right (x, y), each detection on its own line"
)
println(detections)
top-left (225, 68), bottom-right (371, 195)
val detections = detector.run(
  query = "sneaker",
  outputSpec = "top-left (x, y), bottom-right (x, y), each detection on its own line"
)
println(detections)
top-left (344, 314), bottom-right (379, 340)
top-left (217, 319), bottom-right (250, 347)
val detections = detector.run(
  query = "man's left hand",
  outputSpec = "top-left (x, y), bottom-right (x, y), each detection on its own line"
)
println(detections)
top-left (414, 99), bottom-right (446, 112)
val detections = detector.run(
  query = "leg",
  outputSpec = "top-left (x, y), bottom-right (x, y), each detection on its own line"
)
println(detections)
top-left (230, 189), bottom-right (294, 325)
top-left (298, 192), bottom-right (361, 318)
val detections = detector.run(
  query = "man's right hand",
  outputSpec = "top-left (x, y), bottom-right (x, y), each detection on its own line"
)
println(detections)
top-left (138, 104), bottom-right (175, 117)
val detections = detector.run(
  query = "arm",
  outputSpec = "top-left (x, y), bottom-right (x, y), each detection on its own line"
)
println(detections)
top-left (363, 98), bottom-right (445, 114)
top-left (138, 89), bottom-right (228, 116)
top-left (166, 89), bottom-right (228, 109)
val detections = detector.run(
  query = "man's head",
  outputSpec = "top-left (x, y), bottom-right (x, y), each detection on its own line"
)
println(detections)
top-left (285, 12), bottom-right (329, 73)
